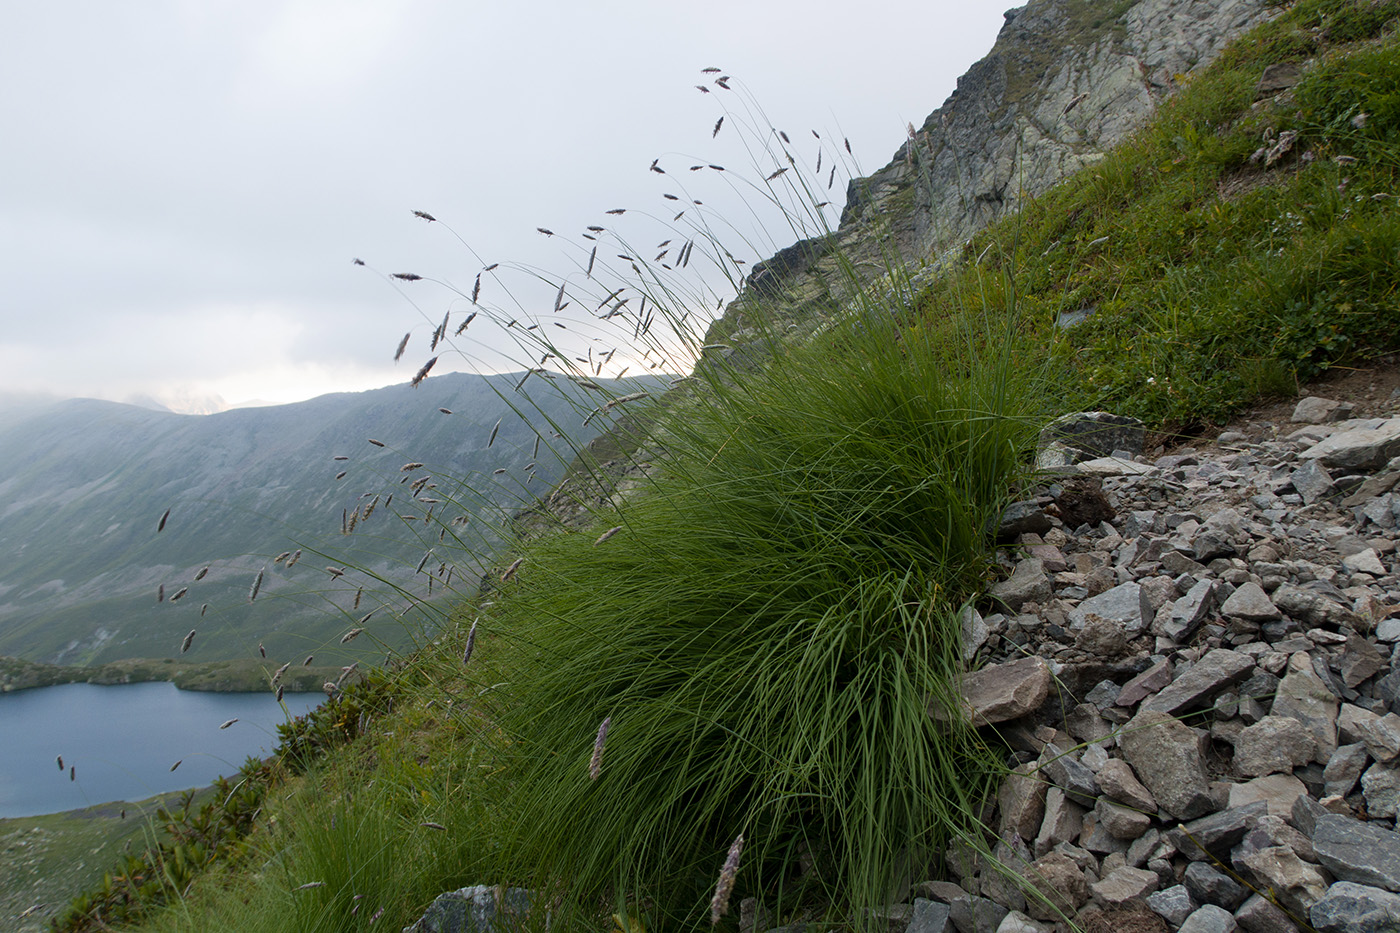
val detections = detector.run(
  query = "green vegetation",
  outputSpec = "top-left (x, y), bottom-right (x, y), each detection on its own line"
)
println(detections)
top-left (917, 0), bottom-right (1400, 428)
top-left (43, 3), bottom-right (1400, 932)
top-left (0, 655), bottom-right (348, 694)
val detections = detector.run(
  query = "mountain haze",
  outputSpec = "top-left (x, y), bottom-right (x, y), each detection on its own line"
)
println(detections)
top-left (0, 372), bottom-right (657, 667)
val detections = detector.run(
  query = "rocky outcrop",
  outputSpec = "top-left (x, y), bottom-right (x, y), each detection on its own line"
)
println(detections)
top-left (705, 0), bottom-right (1275, 340)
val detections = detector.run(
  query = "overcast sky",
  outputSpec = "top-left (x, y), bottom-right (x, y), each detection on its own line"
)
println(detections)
top-left (0, 1), bottom-right (1007, 411)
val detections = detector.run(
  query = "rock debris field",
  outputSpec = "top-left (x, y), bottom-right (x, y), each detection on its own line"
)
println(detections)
top-left (941, 399), bottom-right (1400, 933)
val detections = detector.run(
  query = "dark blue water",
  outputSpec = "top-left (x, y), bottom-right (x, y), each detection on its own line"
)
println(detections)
top-left (0, 682), bottom-right (322, 818)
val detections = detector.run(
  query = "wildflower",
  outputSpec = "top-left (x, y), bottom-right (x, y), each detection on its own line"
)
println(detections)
top-left (589, 715), bottom-right (611, 781)
top-left (710, 834), bottom-right (744, 924)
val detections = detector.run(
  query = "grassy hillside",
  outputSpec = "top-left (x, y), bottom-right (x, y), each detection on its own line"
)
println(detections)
top-left (36, 2), bottom-right (1400, 932)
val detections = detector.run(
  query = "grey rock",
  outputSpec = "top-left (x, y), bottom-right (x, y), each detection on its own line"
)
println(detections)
top-left (1068, 581), bottom-right (1152, 636)
top-left (1095, 798), bottom-right (1153, 841)
top-left (1075, 615), bottom-right (1130, 656)
top-left (1118, 709), bottom-right (1215, 820)
top-left (1363, 761), bottom-right (1400, 819)
top-left (1325, 743), bottom-right (1371, 797)
top-left (1345, 548), bottom-right (1390, 577)
top-left (1313, 812), bottom-right (1400, 893)
top-left (1234, 893), bottom-right (1300, 933)
top-left (1311, 881), bottom-right (1400, 933)
top-left (1157, 578), bottom-right (1219, 642)
top-left (1236, 845), bottom-right (1329, 917)
top-left (1221, 582), bottom-right (1281, 622)
top-left (997, 501), bottom-right (1053, 541)
top-left (1166, 801), bottom-right (1269, 861)
top-left (1097, 758), bottom-right (1159, 812)
top-left (1142, 647), bottom-right (1253, 715)
top-left (989, 912), bottom-right (1049, 933)
top-left (1273, 584), bottom-right (1363, 630)
top-left (1183, 861), bottom-right (1248, 911)
top-left (962, 606), bottom-right (990, 663)
top-left (1033, 786), bottom-right (1085, 858)
top-left (1226, 773), bottom-right (1308, 818)
top-left (991, 558), bottom-right (1052, 612)
top-left (907, 898), bottom-right (954, 933)
top-left (1292, 459), bottom-right (1336, 505)
top-left (1271, 653), bottom-right (1341, 763)
top-left (1146, 884), bottom-right (1195, 927)
top-left (405, 885), bottom-right (533, 933)
top-left (1343, 634), bottom-right (1388, 689)
top-left (1293, 396), bottom-right (1353, 424)
top-left (1177, 904), bottom-right (1237, 933)
top-left (1022, 851), bottom-right (1089, 923)
top-left (1291, 793), bottom-right (1330, 838)
top-left (947, 893), bottom-right (1008, 933)
top-left (1038, 743), bottom-right (1099, 808)
top-left (1355, 712), bottom-right (1400, 762)
top-left (1090, 865), bottom-right (1159, 906)
top-left (1116, 658), bottom-right (1174, 708)
top-left (999, 763), bottom-right (1049, 842)
top-left (1233, 715), bottom-right (1317, 777)
top-left (951, 656), bottom-right (1052, 727)
top-left (1041, 412), bottom-right (1146, 461)
top-left (1300, 417), bottom-right (1400, 472)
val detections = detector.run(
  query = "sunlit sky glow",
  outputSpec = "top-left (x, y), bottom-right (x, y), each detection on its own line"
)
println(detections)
top-left (1, 1), bottom-right (1008, 412)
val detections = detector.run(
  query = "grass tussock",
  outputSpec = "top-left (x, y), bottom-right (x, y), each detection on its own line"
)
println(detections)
top-left (485, 301), bottom-right (1052, 927)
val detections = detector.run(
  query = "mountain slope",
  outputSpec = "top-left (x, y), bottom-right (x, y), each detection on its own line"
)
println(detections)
top-left (0, 372), bottom-right (657, 665)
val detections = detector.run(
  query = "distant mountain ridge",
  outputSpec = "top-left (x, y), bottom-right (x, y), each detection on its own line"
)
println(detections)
top-left (0, 372), bottom-right (653, 666)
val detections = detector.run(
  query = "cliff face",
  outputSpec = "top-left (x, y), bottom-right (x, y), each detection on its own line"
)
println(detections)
top-left (712, 0), bottom-right (1274, 338)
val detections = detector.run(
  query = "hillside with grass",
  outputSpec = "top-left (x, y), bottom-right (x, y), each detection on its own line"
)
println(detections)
top-left (28, 1), bottom-right (1400, 932)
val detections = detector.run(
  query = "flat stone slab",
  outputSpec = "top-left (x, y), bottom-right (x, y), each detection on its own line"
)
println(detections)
top-left (1314, 813), bottom-right (1400, 893)
top-left (1069, 581), bottom-right (1152, 635)
top-left (1141, 648), bottom-right (1253, 715)
top-left (1118, 709), bottom-right (1215, 820)
top-left (939, 656), bottom-right (1052, 727)
top-left (1300, 417), bottom-right (1400, 471)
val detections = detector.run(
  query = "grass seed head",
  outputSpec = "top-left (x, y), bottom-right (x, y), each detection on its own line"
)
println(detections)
top-left (709, 834), bottom-right (744, 924)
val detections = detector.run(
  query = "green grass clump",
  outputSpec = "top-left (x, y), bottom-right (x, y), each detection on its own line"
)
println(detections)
top-left (485, 297), bottom-right (1051, 928)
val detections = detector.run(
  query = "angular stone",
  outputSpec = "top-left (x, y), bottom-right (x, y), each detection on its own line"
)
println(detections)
top-left (1220, 582), bottom-right (1281, 623)
top-left (1300, 417), bottom-right (1400, 472)
top-left (1237, 845), bottom-right (1329, 917)
top-left (405, 885), bottom-right (533, 933)
top-left (1041, 412), bottom-right (1146, 461)
top-left (1142, 648), bottom-right (1254, 716)
top-left (1343, 636), bottom-right (1388, 691)
top-left (1235, 893), bottom-right (1299, 933)
top-left (1166, 801), bottom-right (1269, 861)
top-left (1271, 653), bottom-right (1341, 763)
top-left (989, 911), bottom-right (1049, 933)
top-left (1077, 456), bottom-right (1157, 476)
top-left (947, 893), bottom-right (1007, 933)
top-left (991, 558), bottom-right (1052, 612)
top-left (1355, 712), bottom-right (1400, 762)
top-left (1156, 579), bottom-right (1218, 642)
top-left (999, 763), bottom-right (1049, 842)
top-left (1033, 786), bottom-right (1084, 858)
top-left (1145, 885), bottom-right (1195, 927)
top-left (1097, 758), bottom-right (1158, 812)
top-left (1075, 615), bottom-right (1130, 657)
top-left (1344, 548), bottom-right (1389, 577)
top-left (1118, 709), bottom-right (1214, 820)
top-left (1314, 812), bottom-right (1400, 892)
top-left (1363, 762), bottom-right (1400, 819)
top-left (1226, 773), bottom-right (1307, 818)
top-left (1068, 581), bottom-right (1152, 636)
top-left (1182, 861), bottom-right (1248, 911)
top-left (949, 656), bottom-right (1052, 727)
top-left (1292, 396), bottom-right (1351, 424)
top-left (1234, 715), bottom-right (1317, 777)
top-left (1324, 743), bottom-right (1370, 797)
top-left (1176, 904), bottom-right (1237, 933)
top-left (1022, 851), bottom-right (1089, 923)
top-left (1091, 865), bottom-right (1159, 907)
top-left (906, 898), bottom-right (954, 933)
top-left (1310, 881), bottom-right (1400, 933)
top-left (1038, 743), bottom-right (1099, 808)
top-left (1273, 585), bottom-right (1363, 630)
top-left (1292, 459), bottom-right (1336, 505)
top-left (997, 501), bottom-right (1053, 541)
top-left (1095, 798), bottom-right (1152, 841)
top-left (1116, 658), bottom-right (1174, 708)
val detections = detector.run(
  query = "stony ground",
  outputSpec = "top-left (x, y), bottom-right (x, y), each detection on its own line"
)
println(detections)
top-left (927, 370), bottom-right (1400, 931)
